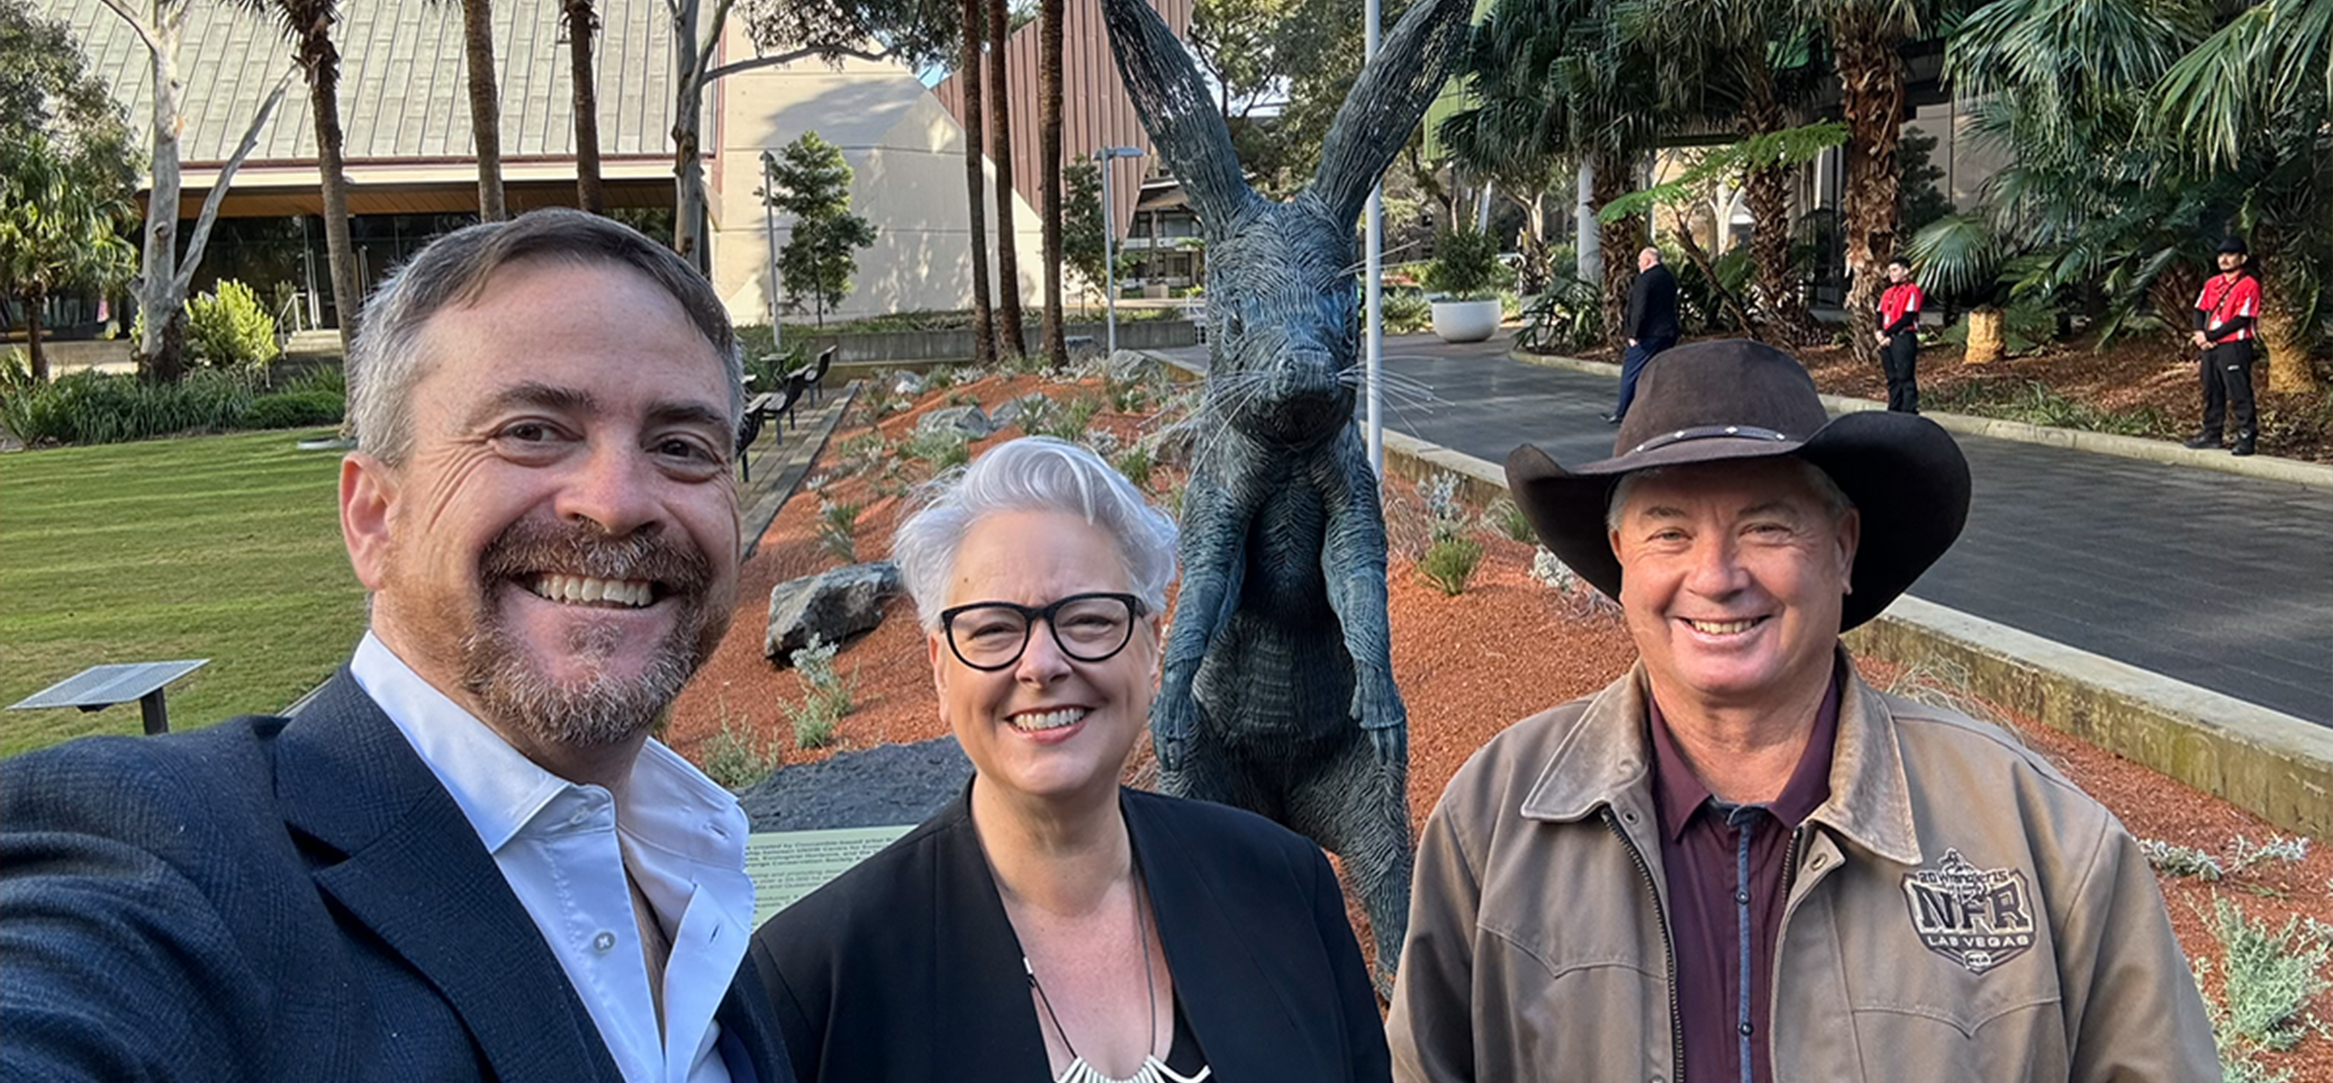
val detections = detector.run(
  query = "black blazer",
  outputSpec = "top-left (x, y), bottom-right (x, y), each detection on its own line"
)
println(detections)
top-left (0, 670), bottom-right (794, 1083)
top-left (751, 785), bottom-right (1391, 1083)
top-left (1625, 262), bottom-right (1680, 342)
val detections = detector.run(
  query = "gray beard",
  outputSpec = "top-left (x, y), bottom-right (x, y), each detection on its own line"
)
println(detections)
top-left (459, 601), bottom-right (711, 748)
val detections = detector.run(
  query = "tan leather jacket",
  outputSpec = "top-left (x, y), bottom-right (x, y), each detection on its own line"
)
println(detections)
top-left (1388, 656), bottom-right (2220, 1083)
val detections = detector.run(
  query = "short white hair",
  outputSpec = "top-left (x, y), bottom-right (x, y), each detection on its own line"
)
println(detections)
top-left (1605, 457), bottom-right (1853, 534)
top-left (893, 436), bottom-right (1179, 627)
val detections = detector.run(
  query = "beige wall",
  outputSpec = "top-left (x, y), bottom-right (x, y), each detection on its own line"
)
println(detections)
top-left (707, 32), bottom-right (1047, 326)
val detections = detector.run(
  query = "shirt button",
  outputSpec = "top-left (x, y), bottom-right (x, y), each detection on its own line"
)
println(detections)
top-left (1735, 889), bottom-right (1749, 905)
top-left (1739, 1022), bottom-right (1754, 1036)
top-left (593, 930), bottom-right (617, 952)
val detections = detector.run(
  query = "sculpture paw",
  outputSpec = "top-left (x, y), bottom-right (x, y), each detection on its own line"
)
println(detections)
top-left (1151, 691), bottom-right (1198, 774)
top-left (1366, 722), bottom-right (1408, 768)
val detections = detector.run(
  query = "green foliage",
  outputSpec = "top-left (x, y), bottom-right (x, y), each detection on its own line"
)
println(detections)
top-left (0, 129), bottom-right (137, 370)
top-left (0, 429), bottom-right (364, 756)
top-left (1383, 287), bottom-right (1433, 335)
top-left (240, 390), bottom-right (345, 430)
top-left (785, 635), bottom-right (855, 749)
top-left (1113, 444), bottom-right (1153, 490)
top-left (1423, 227), bottom-right (1505, 301)
top-left (1934, 297), bottom-right (2058, 357)
top-left (1, 347), bottom-right (31, 389)
top-left (183, 280), bottom-right (281, 371)
top-left (0, 369), bottom-right (256, 446)
top-left (701, 707), bottom-right (781, 790)
top-left (1516, 275), bottom-right (1605, 354)
top-left (2200, 896), bottom-right (2332, 1053)
top-left (1063, 158), bottom-right (1134, 298)
top-left (830, 431), bottom-right (886, 476)
top-left (2142, 839), bottom-right (2227, 881)
top-left (1025, 394), bottom-right (1102, 441)
top-left (816, 499), bottom-right (862, 563)
top-left (1419, 535), bottom-right (1484, 596)
top-left (1924, 377), bottom-right (2177, 438)
top-left (900, 427), bottom-right (971, 470)
top-left (765, 132), bottom-right (878, 325)
top-left (1483, 497), bottom-right (1533, 542)
top-left (1896, 127), bottom-right (1953, 239)
top-left (1599, 123), bottom-right (1850, 224)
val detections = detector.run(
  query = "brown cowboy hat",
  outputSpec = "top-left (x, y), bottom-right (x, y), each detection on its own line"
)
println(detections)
top-left (1504, 339), bottom-right (1971, 630)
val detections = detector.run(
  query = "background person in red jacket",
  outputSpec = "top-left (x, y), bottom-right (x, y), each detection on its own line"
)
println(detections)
top-left (1874, 257), bottom-right (1924, 414)
top-left (2186, 236), bottom-right (2262, 457)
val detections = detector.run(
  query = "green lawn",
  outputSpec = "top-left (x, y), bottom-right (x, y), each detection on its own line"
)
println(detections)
top-left (1, 429), bottom-right (367, 757)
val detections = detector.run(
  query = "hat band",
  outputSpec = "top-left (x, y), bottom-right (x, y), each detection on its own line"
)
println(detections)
top-left (1626, 424), bottom-right (1796, 457)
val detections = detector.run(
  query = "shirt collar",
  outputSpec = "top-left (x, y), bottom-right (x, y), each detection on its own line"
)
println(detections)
top-left (1644, 661), bottom-right (1841, 841)
top-left (349, 632), bottom-right (750, 878)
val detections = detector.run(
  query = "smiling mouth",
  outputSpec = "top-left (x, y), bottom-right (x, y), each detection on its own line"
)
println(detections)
top-left (525, 574), bottom-right (658, 608)
top-left (1008, 707), bottom-right (1089, 733)
top-left (1684, 617), bottom-right (1765, 636)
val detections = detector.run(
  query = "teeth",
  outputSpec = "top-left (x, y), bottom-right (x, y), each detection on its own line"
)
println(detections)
top-left (529, 575), bottom-right (654, 607)
top-left (1687, 618), bottom-right (1758, 635)
top-left (1010, 708), bottom-right (1088, 732)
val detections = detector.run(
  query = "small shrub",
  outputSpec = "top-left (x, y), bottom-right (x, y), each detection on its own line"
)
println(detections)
top-left (279, 364), bottom-right (345, 397)
top-left (785, 635), bottom-right (856, 749)
top-left (901, 428), bottom-right (971, 470)
top-left (2228, 835), bottom-right (2313, 876)
top-left (1383, 290), bottom-right (1432, 335)
top-left (1419, 535), bottom-right (1483, 596)
top-left (701, 709), bottom-right (781, 790)
top-left (1107, 372), bottom-right (1159, 414)
top-left (1114, 445), bottom-right (1154, 490)
top-left (1484, 497), bottom-right (1534, 542)
top-left (1, 348), bottom-right (33, 390)
top-left (1027, 394), bottom-right (1103, 441)
top-left (924, 364), bottom-right (959, 392)
top-left (184, 280), bottom-right (281, 371)
top-left (2204, 896), bottom-right (2331, 1052)
top-left (2143, 839), bottom-right (2227, 881)
top-left (816, 499), bottom-right (862, 562)
top-left (831, 431), bottom-right (886, 475)
top-left (240, 390), bottom-right (345, 430)
top-left (0, 369), bottom-right (257, 446)
top-left (1082, 428), bottom-right (1122, 459)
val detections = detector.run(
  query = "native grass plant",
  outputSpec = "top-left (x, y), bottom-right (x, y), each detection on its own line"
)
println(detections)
top-left (2192, 896), bottom-right (2333, 1081)
top-left (816, 500), bottom-right (863, 563)
top-left (700, 698), bottom-right (782, 790)
top-left (1419, 534), bottom-right (1484, 596)
top-left (2149, 835), bottom-right (2316, 884)
top-left (1483, 497), bottom-right (1534, 543)
top-left (1081, 428), bottom-right (1123, 461)
top-left (1107, 370), bottom-right (1161, 414)
top-left (1924, 379), bottom-right (2178, 440)
top-left (923, 364), bottom-right (959, 393)
top-left (830, 431), bottom-right (887, 477)
top-left (1529, 545), bottom-right (1624, 622)
top-left (1114, 445), bottom-right (1154, 491)
top-left (1025, 395), bottom-right (1103, 442)
top-left (2146, 840), bottom-right (2230, 882)
top-left (899, 427), bottom-right (971, 472)
top-left (851, 375), bottom-right (908, 424)
top-left (785, 636), bottom-right (856, 750)
top-left (0, 369), bottom-right (256, 446)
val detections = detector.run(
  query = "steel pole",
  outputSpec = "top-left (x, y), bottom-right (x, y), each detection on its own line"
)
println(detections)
top-left (1363, 0), bottom-right (1384, 476)
top-left (1103, 152), bottom-right (1118, 355)
top-left (763, 152), bottom-right (783, 352)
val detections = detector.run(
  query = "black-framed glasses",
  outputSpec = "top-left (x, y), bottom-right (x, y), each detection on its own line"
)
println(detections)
top-left (938, 592), bottom-right (1147, 671)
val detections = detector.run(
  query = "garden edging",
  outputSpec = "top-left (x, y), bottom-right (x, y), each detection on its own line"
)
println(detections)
top-left (1377, 429), bottom-right (2333, 841)
top-left (1507, 345), bottom-right (2333, 493)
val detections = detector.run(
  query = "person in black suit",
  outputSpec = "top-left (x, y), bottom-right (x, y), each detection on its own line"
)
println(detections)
top-left (1, 210), bottom-right (792, 1083)
top-left (1606, 247), bottom-right (1681, 424)
top-left (751, 437), bottom-right (1390, 1083)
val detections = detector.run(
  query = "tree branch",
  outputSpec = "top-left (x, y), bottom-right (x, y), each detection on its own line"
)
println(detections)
top-left (705, 42), bottom-right (897, 82)
top-left (93, 0), bottom-right (161, 58)
top-left (683, 0), bottom-right (737, 102)
top-left (174, 67), bottom-right (293, 292)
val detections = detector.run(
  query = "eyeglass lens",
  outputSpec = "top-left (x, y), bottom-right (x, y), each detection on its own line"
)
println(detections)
top-left (948, 594), bottom-right (1136, 669)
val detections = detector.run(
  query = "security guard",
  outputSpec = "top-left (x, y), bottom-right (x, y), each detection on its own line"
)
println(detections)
top-left (2186, 236), bottom-right (2262, 457)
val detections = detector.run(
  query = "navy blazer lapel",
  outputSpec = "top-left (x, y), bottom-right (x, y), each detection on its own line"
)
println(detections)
top-left (275, 671), bottom-right (621, 1083)
top-left (718, 952), bottom-right (794, 1083)
top-left (1128, 793), bottom-right (1305, 1079)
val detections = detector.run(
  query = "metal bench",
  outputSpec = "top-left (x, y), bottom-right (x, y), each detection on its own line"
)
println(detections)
top-left (796, 346), bottom-right (835, 406)
top-left (10, 660), bottom-right (211, 735)
top-left (734, 374), bottom-right (811, 482)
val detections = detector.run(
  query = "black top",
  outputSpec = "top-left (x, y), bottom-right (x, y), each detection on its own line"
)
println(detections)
top-left (1625, 262), bottom-right (1680, 341)
top-left (749, 784), bottom-right (1389, 1083)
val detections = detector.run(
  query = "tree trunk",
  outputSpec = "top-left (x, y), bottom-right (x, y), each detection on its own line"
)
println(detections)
top-left (1832, 9), bottom-right (1906, 368)
top-left (302, 23), bottom-right (362, 352)
top-left (2259, 279), bottom-right (2319, 394)
top-left (959, 0), bottom-right (996, 367)
top-left (1591, 151), bottom-right (1638, 351)
top-left (1038, 0), bottom-right (1066, 366)
top-left (985, 0), bottom-right (1026, 357)
top-left (671, 0), bottom-right (708, 267)
top-left (1738, 63), bottom-right (1806, 339)
top-left (1965, 306), bottom-right (2004, 366)
top-left (135, 5), bottom-right (186, 382)
top-left (24, 284), bottom-right (48, 382)
top-left (462, 0), bottom-right (506, 220)
top-left (567, 0), bottom-right (605, 214)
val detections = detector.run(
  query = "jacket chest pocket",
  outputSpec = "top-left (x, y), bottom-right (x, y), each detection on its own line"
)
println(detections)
top-left (1475, 910), bottom-right (1675, 1079)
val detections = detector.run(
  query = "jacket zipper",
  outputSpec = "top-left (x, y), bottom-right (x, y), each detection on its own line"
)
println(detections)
top-left (1605, 807), bottom-right (1684, 1083)
top-left (1768, 825), bottom-right (1810, 1082)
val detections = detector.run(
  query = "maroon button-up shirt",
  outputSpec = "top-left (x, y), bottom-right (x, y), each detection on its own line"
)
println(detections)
top-left (1646, 665), bottom-right (1842, 1083)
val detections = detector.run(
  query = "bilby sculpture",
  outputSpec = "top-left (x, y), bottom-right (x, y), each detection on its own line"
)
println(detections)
top-left (1100, 0), bottom-right (1473, 985)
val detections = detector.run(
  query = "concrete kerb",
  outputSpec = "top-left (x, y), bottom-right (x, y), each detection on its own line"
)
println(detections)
top-left (1378, 432), bottom-right (2333, 841)
top-left (1507, 345), bottom-right (2333, 493)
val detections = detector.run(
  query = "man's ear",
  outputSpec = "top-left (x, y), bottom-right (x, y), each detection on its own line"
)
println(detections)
top-left (1835, 507), bottom-right (1862, 594)
top-left (340, 452), bottom-right (398, 591)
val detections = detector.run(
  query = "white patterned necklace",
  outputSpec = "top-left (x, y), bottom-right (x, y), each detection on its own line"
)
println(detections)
top-left (1021, 874), bottom-right (1211, 1083)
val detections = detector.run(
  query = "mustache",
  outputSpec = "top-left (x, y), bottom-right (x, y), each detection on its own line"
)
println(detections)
top-left (477, 517), bottom-right (712, 594)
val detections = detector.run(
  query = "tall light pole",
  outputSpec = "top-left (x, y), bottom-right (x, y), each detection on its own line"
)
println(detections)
top-left (1096, 145), bottom-right (1144, 356)
top-left (1363, 0), bottom-right (1384, 476)
top-left (761, 150), bottom-right (783, 353)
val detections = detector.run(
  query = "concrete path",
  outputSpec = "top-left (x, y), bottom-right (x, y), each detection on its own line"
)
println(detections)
top-left (1155, 333), bottom-right (2333, 725)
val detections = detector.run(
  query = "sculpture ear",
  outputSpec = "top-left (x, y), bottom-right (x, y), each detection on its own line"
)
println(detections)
top-left (1307, 0), bottom-right (1474, 226)
top-left (1100, 0), bottom-right (1256, 228)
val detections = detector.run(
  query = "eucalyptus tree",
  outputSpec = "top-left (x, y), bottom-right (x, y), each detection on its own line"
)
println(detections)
top-left (237, 0), bottom-right (362, 351)
top-left (957, 0), bottom-right (996, 365)
top-left (94, 0), bottom-right (293, 382)
top-left (567, 0), bottom-right (605, 213)
top-left (982, 0), bottom-right (1026, 354)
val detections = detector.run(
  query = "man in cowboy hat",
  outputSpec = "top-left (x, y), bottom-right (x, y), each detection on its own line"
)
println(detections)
top-left (1386, 340), bottom-right (2216, 1083)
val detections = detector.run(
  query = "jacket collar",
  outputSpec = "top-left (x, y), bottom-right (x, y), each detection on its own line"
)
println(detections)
top-left (274, 669), bottom-right (625, 1083)
top-left (1518, 648), bottom-right (1922, 867)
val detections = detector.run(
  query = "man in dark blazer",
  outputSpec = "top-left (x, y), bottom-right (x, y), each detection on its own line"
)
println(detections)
top-left (1, 210), bottom-right (794, 1083)
top-left (1605, 246), bottom-right (1681, 424)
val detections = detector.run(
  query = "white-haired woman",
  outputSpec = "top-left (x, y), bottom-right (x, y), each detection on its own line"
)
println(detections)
top-left (750, 436), bottom-right (1388, 1083)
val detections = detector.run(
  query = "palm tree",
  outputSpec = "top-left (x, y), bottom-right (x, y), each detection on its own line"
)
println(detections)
top-left (986, 0), bottom-right (1027, 357)
top-left (566, 0), bottom-right (605, 214)
top-left (2155, 0), bottom-right (2330, 392)
top-left (239, 0), bottom-right (363, 350)
top-left (959, 0), bottom-right (998, 366)
top-left (461, 0), bottom-right (506, 219)
top-left (0, 134), bottom-right (137, 381)
top-left (1038, 0), bottom-right (1067, 366)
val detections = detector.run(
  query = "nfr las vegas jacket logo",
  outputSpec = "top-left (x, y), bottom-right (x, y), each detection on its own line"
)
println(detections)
top-left (1901, 848), bottom-right (2037, 974)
